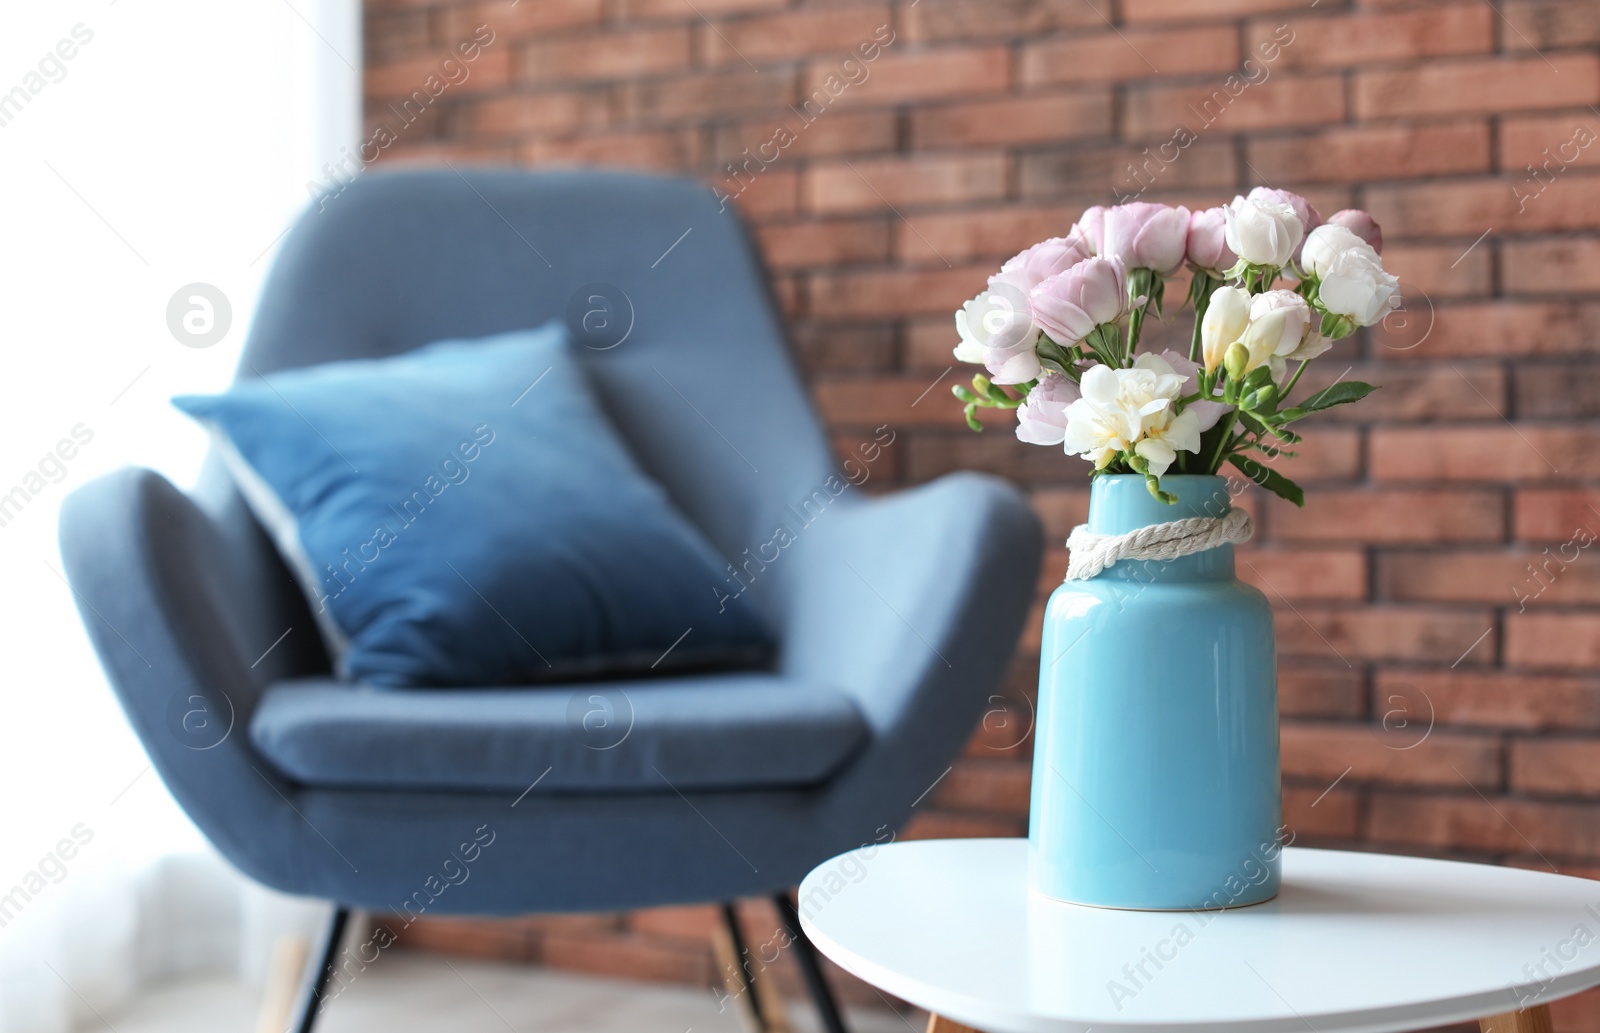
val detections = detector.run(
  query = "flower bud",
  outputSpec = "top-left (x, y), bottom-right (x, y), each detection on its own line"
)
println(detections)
top-left (1201, 285), bottom-right (1251, 372)
top-left (1102, 202), bottom-right (1191, 276)
top-left (1186, 206), bottom-right (1236, 276)
top-left (1327, 209), bottom-right (1383, 254)
top-left (1224, 341), bottom-right (1250, 380)
top-left (1242, 384), bottom-right (1277, 411)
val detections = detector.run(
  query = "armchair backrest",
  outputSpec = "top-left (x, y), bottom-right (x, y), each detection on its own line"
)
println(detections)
top-left (240, 167), bottom-right (836, 574)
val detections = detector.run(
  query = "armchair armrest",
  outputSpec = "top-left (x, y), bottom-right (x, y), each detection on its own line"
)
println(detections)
top-left (777, 471), bottom-right (1042, 803)
top-left (59, 468), bottom-right (315, 882)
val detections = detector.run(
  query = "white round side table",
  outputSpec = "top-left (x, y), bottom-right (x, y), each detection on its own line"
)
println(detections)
top-left (798, 838), bottom-right (1600, 1033)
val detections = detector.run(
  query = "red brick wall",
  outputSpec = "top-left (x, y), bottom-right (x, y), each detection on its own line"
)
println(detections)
top-left (364, 0), bottom-right (1600, 1024)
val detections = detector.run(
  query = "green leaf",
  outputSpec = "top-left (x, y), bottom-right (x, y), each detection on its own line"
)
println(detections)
top-left (1318, 311), bottom-right (1357, 339)
top-left (1038, 355), bottom-right (1072, 376)
top-left (1084, 323), bottom-right (1122, 366)
top-left (1247, 442), bottom-right (1298, 460)
top-left (1037, 338), bottom-right (1075, 371)
top-left (1185, 270), bottom-right (1217, 310)
top-left (1296, 380), bottom-right (1377, 413)
top-left (1228, 454), bottom-right (1305, 507)
top-left (1237, 410), bottom-right (1297, 441)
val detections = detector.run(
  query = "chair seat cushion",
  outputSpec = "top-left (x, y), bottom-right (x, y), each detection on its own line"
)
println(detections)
top-left (171, 324), bottom-right (773, 689)
top-left (249, 673), bottom-right (869, 793)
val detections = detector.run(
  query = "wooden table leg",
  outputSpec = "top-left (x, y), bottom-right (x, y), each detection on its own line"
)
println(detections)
top-left (926, 1015), bottom-right (983, 1033)
top-left (1481, 1004), bottom-right (1554, 1033)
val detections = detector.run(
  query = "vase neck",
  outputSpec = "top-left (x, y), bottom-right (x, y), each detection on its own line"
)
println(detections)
top-left (1087, 475), bottom-right (1238, 582)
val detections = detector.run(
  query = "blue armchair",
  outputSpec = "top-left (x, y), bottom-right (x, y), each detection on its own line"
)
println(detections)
top-left (59, 169), bottom-right (1041, 1031)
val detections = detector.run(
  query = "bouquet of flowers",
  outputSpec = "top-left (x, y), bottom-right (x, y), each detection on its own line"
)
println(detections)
top-left (952, 190), bottom-right (1397, 505)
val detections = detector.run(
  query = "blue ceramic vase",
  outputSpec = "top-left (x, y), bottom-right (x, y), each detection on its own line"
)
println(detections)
top-left (1028, 474), bottom-right (1282, 910)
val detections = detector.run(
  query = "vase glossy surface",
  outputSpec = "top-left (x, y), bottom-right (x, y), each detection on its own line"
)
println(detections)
top-left (1029, 474), bottom-right (1282, 910)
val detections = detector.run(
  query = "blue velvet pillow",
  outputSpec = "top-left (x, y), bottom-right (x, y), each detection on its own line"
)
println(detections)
top-left (173, 324), bottom-right (772, 688)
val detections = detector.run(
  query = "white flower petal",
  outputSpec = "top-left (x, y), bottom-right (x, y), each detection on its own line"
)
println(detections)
top-left (1164, 410), bottom-right (1202, 455)
top-left (1135, 438), bottom-right (1176, 477)
top-left (1079, 364), bottom-right (1120, 405)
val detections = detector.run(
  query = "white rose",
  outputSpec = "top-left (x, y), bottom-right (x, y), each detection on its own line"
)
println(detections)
top-left (953, 299), bottom-right (986, 363)
top-left (1300, 223), bottom-right (1375, 279)
top-left (1200, 285), bottom-right (1250, 372)
top-left (1319, 248), bottom-right (1402, 326)
top-left (1247, 289), bottom-right (1313, 358)
top-left (1225, 196), bottom-right (1304, 267)
top-left (954, 289), bottom-right (1041, 379)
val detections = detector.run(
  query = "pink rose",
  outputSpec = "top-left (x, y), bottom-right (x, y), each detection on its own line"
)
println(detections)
top-left (990, 235), bottom-right (1092, 295)
top-left (1102, 202), bottom-right (1191, 276)
top-left (1186, 206), bottom-right (1236, 276)
top-left (1327, 209), bottom-right (1383, 254)
top-left (1071, 206), bottom-right (1108, 255)
top-left (1028, 257), bottom-right (1130, 346)
top-left (1014, 373), bottom-right (1080, 446)
top-left (1247, 186), bottom-right (1321, 237)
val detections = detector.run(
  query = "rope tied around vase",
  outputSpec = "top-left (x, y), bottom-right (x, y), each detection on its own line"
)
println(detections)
top-left (1065, 507), bottom-right (1254, 581)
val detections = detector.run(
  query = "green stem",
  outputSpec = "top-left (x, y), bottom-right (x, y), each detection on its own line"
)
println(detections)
top-left (1281, 360), bottom-right (1309, 400)
top-left (1125, 305), bottom-right (1145, 364)
top-left (1206, 411), bottom-right (1235, 474)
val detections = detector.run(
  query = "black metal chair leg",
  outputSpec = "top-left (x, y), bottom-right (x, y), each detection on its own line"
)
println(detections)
top-left (773, 893), bottom-right (850, 1033)
top-left (290, 905), bottom-right (350, 1033)
top-left (721, 903), bottom-right (770, 1032)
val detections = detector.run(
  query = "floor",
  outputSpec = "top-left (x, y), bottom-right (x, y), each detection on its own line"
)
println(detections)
top-left (100, 951), bottom-right (922, 1033)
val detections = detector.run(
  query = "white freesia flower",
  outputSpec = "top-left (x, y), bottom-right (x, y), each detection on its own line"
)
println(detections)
top-left (954, 289), bottom-right (1042, 380)
top-left (1200, 285), bottom-right (1251, 372)
top-left (1319, 247), bottom-right (1402, 327)
top-left (1158, 345), bottom-right (1228, 431)
top-left (1300, 224), bottom-right (1374, 279)
top-left (1238, 310), bottom-right (1291, 373)
top-left (1062, 354), bottom-right (1201, 477)
top-left (1225, 195), bottom-right (1304, 267)
top-left (1159, 349), bottom-right (1228, 432)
